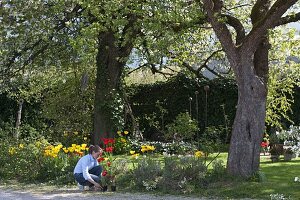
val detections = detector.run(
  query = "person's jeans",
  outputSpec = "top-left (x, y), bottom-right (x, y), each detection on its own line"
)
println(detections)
top-left (74, 165), bottom-right (102, 186)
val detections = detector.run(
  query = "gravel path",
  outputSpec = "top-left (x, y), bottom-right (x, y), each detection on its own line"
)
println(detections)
top-left (0, 186), bottom-right (215, 200)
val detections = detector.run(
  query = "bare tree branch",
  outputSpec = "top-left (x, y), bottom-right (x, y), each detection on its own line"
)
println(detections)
top-left (225, 3), bottom-right (252, 12)
top-left (176, 49), bottom-right (224, 80)
top-left (127, 63), bottom-right (148, 75)
top-left (221, 14), bottom-right (246, 44)
top-left (274, 12), bottom-right (300, 27)
top-left (181, 61), bottom-right (210, 80)
top-left (202, 0), bottom-right (238, 67)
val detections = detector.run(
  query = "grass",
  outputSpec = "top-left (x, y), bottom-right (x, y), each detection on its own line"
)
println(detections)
top-left (196, 154), bottom-right (300, 199)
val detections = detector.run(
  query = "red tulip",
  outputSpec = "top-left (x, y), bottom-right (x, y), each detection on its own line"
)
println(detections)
top-left (102, 170), bottom-right (108, 176)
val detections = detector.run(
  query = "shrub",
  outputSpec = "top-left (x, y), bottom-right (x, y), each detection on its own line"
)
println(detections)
top-left (161, 156), bottom-right (207, 193)
top-left (165, 112), bottom-right (198, 142)
top-left (130, 157), bottom-right (162, 189)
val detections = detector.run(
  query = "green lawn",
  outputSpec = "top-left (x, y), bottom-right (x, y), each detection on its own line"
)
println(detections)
top-left (200, 154), bottom-right (300, 199)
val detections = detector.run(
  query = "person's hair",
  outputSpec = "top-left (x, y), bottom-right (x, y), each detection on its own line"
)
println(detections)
top-left (88, 145), bottom-right (101, 154)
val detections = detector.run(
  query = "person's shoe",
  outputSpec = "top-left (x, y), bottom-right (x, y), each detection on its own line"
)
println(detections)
top-left (78, 183), bottom-right (84, 191)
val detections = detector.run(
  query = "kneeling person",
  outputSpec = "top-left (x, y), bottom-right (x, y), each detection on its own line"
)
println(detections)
top-left (74, 145), bottom-right (103, 190)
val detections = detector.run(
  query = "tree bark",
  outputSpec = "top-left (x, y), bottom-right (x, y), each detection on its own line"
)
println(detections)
top-left (227, 56), bottom-right (267, 177)
top-left (14, 99), bottom-right (24, 139)
top-left (92, 31), bottom-right (133, 145)
top-left (227, 0), bottom-right (271, 177)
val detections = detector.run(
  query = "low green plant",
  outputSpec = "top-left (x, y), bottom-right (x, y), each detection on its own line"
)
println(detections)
top-left (161, 156), bottom-right (207, 193)
top-left (130, 157), bottom-right (162, 189)
top-left (207, 160), bottom-right (227, 182)
top-left (270, 144), bottom-right (284, 155)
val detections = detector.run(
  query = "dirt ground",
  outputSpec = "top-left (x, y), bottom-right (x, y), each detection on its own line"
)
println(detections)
top-left (0, 186), bottom-right (213, 200)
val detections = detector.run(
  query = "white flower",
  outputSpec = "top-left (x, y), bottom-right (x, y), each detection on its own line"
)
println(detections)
top-left (294, 177), bottom-right (299, 182)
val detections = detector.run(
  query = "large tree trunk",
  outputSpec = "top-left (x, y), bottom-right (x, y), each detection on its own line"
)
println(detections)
top-left (92, 31), bottom-right (123, 144)
top-left (227, 56), bottom-right (268, 177)
top-left (227, 1), bottom-right (270, 177)
top-left (92, 31), bottom-right (133, 145)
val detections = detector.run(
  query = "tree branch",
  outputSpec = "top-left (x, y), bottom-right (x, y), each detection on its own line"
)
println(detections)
top-left (243, 0), bottom-right (298, 53)
top-left (221, 14), bottom-right (245, 44)
top-left (181, 61), bottom-right (210, 80)
top-left (177, 49), bottom-right (224, 80)
top-left (274, 12), bottom-right (300, 27)
top-left (202, 0), bottom-right (238, 68)
top-left (196, 49), bottom-right (223, 74)
top-left (127, 63), bottom-right (148, 75)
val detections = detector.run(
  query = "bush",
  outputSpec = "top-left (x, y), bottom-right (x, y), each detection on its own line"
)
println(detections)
top-left (0, 138), bottom-right (86, 184)
top-left (165, 112), bottom-right (198, 142)
top-left (270, 144), bottom-right (284, 155)
top-left (161, 156), bottom-right (207, 193)
top-left (130, 157), bottom-right (162, 189)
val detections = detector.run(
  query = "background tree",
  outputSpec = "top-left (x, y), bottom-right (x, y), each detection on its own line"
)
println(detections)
top-left (0, 0), bottom-right (148, 143)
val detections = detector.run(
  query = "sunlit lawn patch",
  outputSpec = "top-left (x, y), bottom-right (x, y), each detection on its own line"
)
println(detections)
top-left (196, 153), bottom-right (300, 199)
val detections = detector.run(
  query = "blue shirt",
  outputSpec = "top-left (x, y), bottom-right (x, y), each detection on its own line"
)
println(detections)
top-left (74, 154), bottom-right (99, 180)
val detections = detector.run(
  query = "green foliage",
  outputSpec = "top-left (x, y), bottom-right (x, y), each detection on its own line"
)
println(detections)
top-left (198, 126), bottom-right (228, 154)
top-left (165, 112), bottom-right (198, 142)
top-left (248, 170), bottom-right (267, 183)
top-left (113, 131), bottom-right (132, 155)
top-left (104, 90), bottom-right (125, 131)
top-left (36, 153), bottom-right (78, 184)
top-left (128, 74), bottom-right (238, 141)
top-left (270, 144), bottom-right (284, 156)
top-left (41, 70), bottom-right (95, 143)
top-left (267, 27), bottom-right (300, 129)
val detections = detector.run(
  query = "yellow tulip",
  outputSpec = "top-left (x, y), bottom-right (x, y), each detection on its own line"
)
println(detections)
top-left (63, 147), bottom-right (69, 153)
top-left (81, 144), bottom-right (87, 150)
top-left (148, 146), bottom-right (155, 151)
top-left (124, 131), bottom-right (129, 135)
top-left (130, 150), bottom-right (135, 155)
top-left (121, 138), bottom-right (127, 143)
top-left (195, 150), bottom-right (204, 158)
top-left (8, 147), bottom-right (16, 155)
top-left (141, 148), bottom-right (148, 153)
